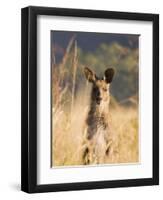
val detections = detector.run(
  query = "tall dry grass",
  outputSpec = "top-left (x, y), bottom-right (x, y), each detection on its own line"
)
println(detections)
top-left (51, 39), bottom-right (139, 167)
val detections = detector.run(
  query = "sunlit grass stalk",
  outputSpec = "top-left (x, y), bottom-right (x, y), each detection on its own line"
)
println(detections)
top-left (61, 35), bottom-right (75, 68)
top-left (71, 40), bottom-right (78, 121)
top-left (58, 35), bottom-right (76, 95)
top-left (52, 36), bottom-right (75, 108)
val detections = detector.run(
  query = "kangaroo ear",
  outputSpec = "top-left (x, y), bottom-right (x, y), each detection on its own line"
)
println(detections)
top-left (104, 68), bottom-right (115, 83)
top-left (84, 67), bottom-right (97, 82)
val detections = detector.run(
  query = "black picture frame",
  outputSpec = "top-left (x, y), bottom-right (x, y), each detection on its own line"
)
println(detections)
top-left (21, 6), bottom-right (159, 193)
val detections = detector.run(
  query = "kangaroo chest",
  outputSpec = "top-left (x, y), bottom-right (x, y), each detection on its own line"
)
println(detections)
top-left (86, 110), bottom-right (109, 140)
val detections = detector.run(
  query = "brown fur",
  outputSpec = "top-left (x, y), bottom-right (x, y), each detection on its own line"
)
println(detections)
top-left (82, 67), bottom-right (115, 164)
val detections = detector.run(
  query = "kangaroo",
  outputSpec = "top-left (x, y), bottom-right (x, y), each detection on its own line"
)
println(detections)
top-left (82, 67), bottom-right (115, 165)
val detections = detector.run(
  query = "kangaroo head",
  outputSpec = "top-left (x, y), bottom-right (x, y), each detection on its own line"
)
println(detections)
top-left (84, 67), bottom-right (115, 105)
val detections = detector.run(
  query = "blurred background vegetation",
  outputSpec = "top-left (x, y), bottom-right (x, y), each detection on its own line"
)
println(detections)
top-left (51, 31), bottom-right (139, 107)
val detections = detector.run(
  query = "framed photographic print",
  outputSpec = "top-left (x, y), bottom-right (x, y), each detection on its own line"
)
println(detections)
top-left (21, 6), bottom-right (159, 193)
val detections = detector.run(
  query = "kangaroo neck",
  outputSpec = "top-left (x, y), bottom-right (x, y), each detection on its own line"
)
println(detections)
top-left (89, 100), bottom-right (109, 118)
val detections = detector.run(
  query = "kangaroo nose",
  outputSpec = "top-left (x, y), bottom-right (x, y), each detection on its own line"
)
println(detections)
top-left (96, 90), bottom-right (101, 99)
top-left (97, 96), bottom-right (102, 101)
top-left (96, 97), bottom-right (102, 104)
top-left (97, 90), bottom-right (100, 97)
